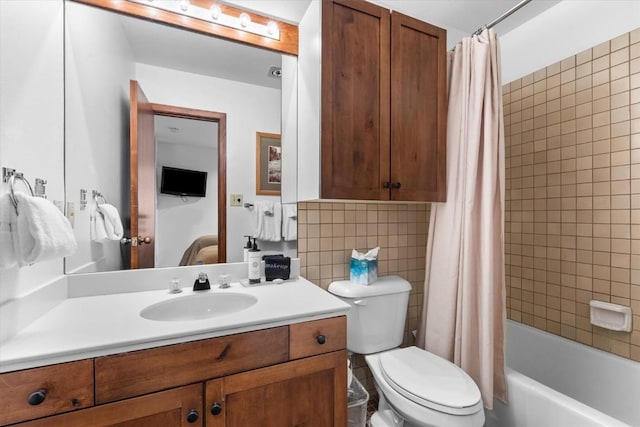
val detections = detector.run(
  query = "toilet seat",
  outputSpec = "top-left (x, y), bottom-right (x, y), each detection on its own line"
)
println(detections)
top-left (378, 346), bottom-right (482, 416)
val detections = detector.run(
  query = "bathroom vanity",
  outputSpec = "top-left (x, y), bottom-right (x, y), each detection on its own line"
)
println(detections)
top-left (0, 275), bottom-right (349, 426)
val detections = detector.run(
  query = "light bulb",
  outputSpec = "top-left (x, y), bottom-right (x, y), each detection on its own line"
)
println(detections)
top-left (267, 21), bottom-right (278, 36)
top-left (210, 5), bottom-right (221, 20)
top-left (239, 12), bottom-right (251, 28)
top-left (179, 0), bottom-right (189, 12)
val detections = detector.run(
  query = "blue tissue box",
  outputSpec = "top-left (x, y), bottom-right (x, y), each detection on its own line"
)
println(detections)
top-left (350, 258), bottom-right (378, 285)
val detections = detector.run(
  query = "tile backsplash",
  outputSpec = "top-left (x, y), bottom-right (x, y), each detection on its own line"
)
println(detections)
top-left (297, 201), bottom-right (430, 392)
top-left (504, 28), bottom-right (640, 362)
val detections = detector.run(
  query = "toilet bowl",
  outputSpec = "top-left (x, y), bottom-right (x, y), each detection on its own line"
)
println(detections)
top-left (366, 347), bottom-right (484, 427)
top-left (328, 276), bottom-right (485, 427)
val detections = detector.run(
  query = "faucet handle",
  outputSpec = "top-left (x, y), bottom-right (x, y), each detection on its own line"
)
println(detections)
top-left (193, 272), bottom-right (211, 291)
top-left (218, 274), bottom-right (231, 289)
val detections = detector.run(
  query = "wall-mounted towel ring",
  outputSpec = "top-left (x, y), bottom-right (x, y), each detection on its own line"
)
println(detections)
top-left (92, 190), bottom-right (107, 204)
top-left (8, 172), bottom-right (35, 215)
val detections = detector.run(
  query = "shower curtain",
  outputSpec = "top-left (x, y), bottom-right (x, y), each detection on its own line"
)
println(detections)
top-left (416, 28), bottom-right (506, 409)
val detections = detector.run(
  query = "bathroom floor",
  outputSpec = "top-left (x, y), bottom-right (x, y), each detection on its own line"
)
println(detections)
top-left (367, 393), bottom-right (379, 422)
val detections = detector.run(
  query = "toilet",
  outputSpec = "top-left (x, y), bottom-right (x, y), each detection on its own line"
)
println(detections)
top-left (328, 276), bottom-right (485, 427)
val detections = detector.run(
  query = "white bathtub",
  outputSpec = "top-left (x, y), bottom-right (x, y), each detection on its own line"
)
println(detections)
top-left (485, 320), bottom-right (640, 427)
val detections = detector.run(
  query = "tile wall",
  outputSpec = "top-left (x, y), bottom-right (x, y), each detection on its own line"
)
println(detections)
top-left (504, 28), bottom-right (640, 362)
top-left (297, 201), bottom-right (430, 393)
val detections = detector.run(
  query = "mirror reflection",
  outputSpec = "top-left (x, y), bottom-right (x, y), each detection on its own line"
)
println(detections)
top-left (64, 0), bottom-right (296, 274)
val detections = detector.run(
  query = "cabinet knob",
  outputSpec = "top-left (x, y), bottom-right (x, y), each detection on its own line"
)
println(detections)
top-left (210, 402), bottom-right (223, 416)
top-left (27, 389), bottom-right (47, 406)
top-left (382, 181), bottom-right (391, 189)
top-left (391, 182), bottom-right (401, 189)
top-left (186, 409), bottom-right (199, 423)
top-left (316, 334), bottom-right (326, 345)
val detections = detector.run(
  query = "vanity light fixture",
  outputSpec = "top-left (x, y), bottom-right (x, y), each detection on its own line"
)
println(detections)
top-left (267, 21), bottom-right (278, 36)
top-left (239, 12), bottom-right (250, 28)
top-left (127, 0), bottom-right (280, 40)
top-left (210, 5), bottom-right (222, 20)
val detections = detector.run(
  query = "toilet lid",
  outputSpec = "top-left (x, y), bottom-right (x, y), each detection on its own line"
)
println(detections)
top-left (379, 346), bottom-right (482, 415)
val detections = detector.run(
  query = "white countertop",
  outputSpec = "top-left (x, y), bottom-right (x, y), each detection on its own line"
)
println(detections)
top-left (0, 278), bottom-right (349, 372)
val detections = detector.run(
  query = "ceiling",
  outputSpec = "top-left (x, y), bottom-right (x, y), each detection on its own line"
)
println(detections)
top-left (119, 12), bottom-right (282, 89)
top-left (155, 116), bottom-right (218, 148)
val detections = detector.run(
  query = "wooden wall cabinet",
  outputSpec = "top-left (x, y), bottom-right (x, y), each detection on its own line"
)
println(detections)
top-left (1, 317), bottom-right (347, 427)
top-left (303, 0), bottom-right (446, 202)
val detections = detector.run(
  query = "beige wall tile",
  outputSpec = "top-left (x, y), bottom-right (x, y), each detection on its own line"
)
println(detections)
top-left (505, 29), bottom-right (638, 363)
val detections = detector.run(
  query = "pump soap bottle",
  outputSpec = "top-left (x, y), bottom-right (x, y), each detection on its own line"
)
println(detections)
top-left (248, 238), bottom-right (261, 284)
top-left (243, 235), bottom-right (252, 262)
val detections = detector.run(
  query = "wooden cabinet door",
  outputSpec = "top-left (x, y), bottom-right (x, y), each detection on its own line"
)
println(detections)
top-left (321, 0), bottom-right (390, 200)
top-left (206, 351), bottom-right (348, 427)
top-left (15, 384), bottom-right (203, 427)
top-left (390, 12), bottom-right (447, 201)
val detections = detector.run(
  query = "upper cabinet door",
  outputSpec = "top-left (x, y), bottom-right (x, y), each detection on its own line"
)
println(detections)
top-left (390, 12), bottom-right (447, 202)
top-left (321, 0), bottom-right (390, 200)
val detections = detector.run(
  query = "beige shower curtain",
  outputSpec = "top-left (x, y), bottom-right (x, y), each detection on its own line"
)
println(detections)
top-left (416, 28), bottom-right (506, 409)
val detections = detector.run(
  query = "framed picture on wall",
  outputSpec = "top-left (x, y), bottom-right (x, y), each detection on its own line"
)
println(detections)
top-left (256, 132), bottom-right (281, 195)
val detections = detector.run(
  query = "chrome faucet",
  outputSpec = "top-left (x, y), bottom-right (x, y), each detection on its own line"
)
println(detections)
top-left (193, 272), bottom-right (210, 291)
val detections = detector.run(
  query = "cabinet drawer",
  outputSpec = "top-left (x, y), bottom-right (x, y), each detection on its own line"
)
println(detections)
top-left (95, 326), bottom-right (288, 403)
top-left (289, 316), bottom-right (346, 359)
top-left (0, 359), bottom-right (94, 426)
top-left (15, 384), bottom-right (202, 427)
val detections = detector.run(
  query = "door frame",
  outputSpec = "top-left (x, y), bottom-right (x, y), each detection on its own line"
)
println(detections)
top-left (147, 103), bottom-right (227, 264)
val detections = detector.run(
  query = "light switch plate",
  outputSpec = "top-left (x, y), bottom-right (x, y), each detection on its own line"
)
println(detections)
top-left (66, 201), bottom-right (75, 227)
top-left (230, 193), bottom-right (243, 207)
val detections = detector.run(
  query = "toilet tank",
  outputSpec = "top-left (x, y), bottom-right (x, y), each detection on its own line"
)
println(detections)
top-left (328, 276), bottom-right (412, 354)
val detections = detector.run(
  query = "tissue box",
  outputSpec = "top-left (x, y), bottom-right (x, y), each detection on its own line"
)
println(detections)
top-left (350, 258), bottom-right (378, 285)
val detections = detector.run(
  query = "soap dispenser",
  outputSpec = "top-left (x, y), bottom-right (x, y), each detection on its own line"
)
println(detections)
top-left (248, 238), bottom-right (261, 284)
top-left (243, 235), bottom-right (252, 262)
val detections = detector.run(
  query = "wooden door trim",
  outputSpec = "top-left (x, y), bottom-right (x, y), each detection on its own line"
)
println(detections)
top-left (151, 103), bottom-right (228, 263)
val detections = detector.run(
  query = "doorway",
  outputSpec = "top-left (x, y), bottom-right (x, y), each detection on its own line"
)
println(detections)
top-left (130, 80), bottom-right (227, 268)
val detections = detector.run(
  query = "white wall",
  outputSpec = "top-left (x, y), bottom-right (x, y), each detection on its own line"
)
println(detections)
top-left (156, 141), bottom-right (218, 267)
top-left (500, 0), bottom-right (640, 83)
top-left (135, 63), bottom-right (283, 262)
top-left (297, 0), bottom-right (322, 201)
top-left (65, 2), bottom-right (134, 273)
top-left (0, 1), bottom-right (65, 304)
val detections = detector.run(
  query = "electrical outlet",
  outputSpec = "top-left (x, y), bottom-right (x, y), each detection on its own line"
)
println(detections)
top-left (230, 194), bottom-right (243, 207)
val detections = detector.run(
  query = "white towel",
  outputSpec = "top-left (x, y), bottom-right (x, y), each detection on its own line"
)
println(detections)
top-left (11, 192), bottom-right (77, 267)
top-left (0, 193), bottom-right (17, 268)
top-left (252, 200), bottom-right (282, 242)
top-left (282, 203), bottom-right (297, 241)
top-left (97, 203), bottom-right (123, 240)
top-left (91, 205), bottom-right (108, 243)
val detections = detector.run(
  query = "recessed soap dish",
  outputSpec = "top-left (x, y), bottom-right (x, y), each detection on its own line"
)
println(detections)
top-left (589, 300), bottom-right (632, 332)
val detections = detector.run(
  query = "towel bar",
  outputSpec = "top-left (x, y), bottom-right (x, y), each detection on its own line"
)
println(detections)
top-left (92, 190), bottom-right (107, 204)
top-left (7, 172), bottom-right (35, 215)
top-left (2, 167), bottom-right (35, 215)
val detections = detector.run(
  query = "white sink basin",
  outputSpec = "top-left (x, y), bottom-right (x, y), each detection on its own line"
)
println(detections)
top-left (140, 292), bottom-right (258, 321)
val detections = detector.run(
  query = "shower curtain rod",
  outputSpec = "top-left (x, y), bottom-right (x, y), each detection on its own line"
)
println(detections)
top-left (472, 0), bottom-right (533, 36)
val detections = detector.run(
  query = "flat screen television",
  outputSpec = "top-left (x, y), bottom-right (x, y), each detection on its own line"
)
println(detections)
top-left (160, 166), bottom-right (208, 197)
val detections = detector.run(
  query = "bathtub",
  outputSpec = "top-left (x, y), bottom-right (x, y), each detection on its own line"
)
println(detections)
top-left (484, 320), bottom-right (640, 427)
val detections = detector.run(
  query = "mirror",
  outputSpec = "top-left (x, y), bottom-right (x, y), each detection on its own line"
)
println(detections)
top-left (63, 0), bottom-right (297, 274)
